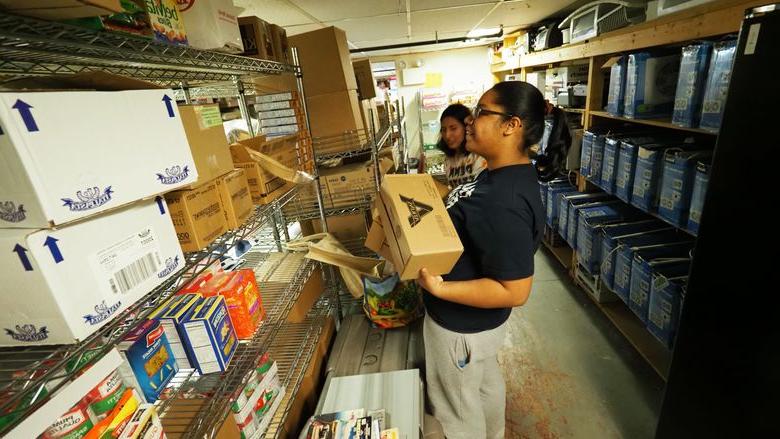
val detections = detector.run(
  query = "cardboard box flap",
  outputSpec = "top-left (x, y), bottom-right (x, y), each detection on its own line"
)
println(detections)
top-left (1, 71), bottom-right (161, 91)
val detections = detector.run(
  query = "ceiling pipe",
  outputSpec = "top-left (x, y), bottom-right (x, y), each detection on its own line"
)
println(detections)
top-left (349, 26), bottom-right (503, 53)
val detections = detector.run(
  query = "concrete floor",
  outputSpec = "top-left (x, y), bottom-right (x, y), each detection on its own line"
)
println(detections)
top-left (498, 249), bottom-right (665, 439)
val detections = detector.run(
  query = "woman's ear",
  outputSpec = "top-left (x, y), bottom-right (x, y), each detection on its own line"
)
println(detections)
top-left (503, 116), bottom-right (523, 136)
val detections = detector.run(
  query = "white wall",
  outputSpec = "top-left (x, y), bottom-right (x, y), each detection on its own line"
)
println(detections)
top-left (370, 46), bottom-right (494, 160)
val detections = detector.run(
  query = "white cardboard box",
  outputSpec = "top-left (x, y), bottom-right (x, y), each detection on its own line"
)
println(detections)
top-left (0, 86), bottom-right (197, 228)
top-left (0, 198), bottom-right (184, 346)
top-left (179, 0), bottom-right (244, 53)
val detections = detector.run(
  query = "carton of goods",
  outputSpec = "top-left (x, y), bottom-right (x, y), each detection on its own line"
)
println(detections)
top-left (255, 100), bottom-right (293, 112)
top-left (658, 150), bottom-right (712, 227)
top-left (575, 204), bottom-right (644, 274)
top-left (0, 198), bottom-right (183, 346)
top-left (305, 90), bottom-right (363, 139)
top-left (613, 241), bottom-right (694, 303)
top-left (647, 272), bottom-right (688, 348)
top-left (699, 40), bottom-right (737, 131)
top-left (263, 124), bottom-right (299, 136)
top-left (258, 108), bottom-right (296, 120)
top-left (117, 404), bottom-right (165, 439)
top-left (178, 0), bottom-right (243, 52)
top-left (353, 58), bottom-right (377, 100)
top-left (165, 179), bottom-right (228, 253)
top-left (375, 174), bottom-right (463, 280)
top-left (216, 169), bottom-right (253, 229)
top-left (606, 56), bottom-right (627, 116)
top-left (687, 161), bottom-right (710, 234)
top-left (180, 295), bottom-right (238, 374)
top-left (256, 92), bottom-right (294, 103)
top-left (672, 42), bottom-right (713, 128)
top-left (288, 26), bottom-right (358, 96)
top-left (558, 193), bottom-right (613, 245)
top-left (154, 294), bottom-right (202, 369)
top-left (623, 52), bottom-right (681, 119)
top-left (238, 16), bottom-right (276, 60)
top-left (0, 72), bottom-right (197, 229)
top-left (84, 370), bottom-right (127, 419)
top-left (85, 388), bottom-right (143, 438)
top-left (270, 24), bottom-right (292, 64)
top-left (117, 320), bottom-right (179, 403)
top-left (260, 116), bottom-right (298, 128)
top-left (230, 135), bottom-right (300, 204)
top-left (42, 400), bottom-right (94, 439)
top-left (177, 104), bottom-right (234, 186)
top-left (629, 258), bottom-right (690, 324)
top-left (599, 227), bottom-right (678, 291)
top-left (231, 358), bottom-right (282, 437)
top-left (316, 159), bottom-right (392, 209)
top-left (200, 269), bottom-right (265, 339)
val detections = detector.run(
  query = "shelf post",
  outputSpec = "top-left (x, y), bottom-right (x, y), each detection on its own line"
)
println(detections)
top-left (585, 55), bottom-right (609, 131)
top-left (368, 108), bottom-right (381, 191)
top-left (179, 81), bottom-right (192, 104)
top-left (395, 99), bottom-right (406, 174)
top-left (234, 76), bottom-right (255, 137)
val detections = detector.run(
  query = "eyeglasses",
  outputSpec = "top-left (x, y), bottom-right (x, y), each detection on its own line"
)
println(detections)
top-left (472, 106), bottom-right (515, 119)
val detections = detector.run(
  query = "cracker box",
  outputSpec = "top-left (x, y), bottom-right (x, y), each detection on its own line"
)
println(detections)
top-left (117, 319), bottom-right (179, 403)
top-left (200, 270), bottom-right (265, 339)
top-left (181, 295), bottom-right (238, 374)
top-left (0, 198), bottom-right (183, 346)
top-left (154, 293), bottom-right (202, 369)
top-left (146, 0), bottom-right (188, 46)
top-left (117, 403), bottom-right (165, 439)
top-left (0, 73), bottom-right (197, 228)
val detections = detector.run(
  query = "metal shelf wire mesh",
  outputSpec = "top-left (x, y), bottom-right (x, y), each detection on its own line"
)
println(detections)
top-left (0, 185), bottom-right (302, 436)
top-left (0, 13), bottom-right (295, 86)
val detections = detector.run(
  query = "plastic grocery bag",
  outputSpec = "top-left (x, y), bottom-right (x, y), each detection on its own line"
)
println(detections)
top-left (362, 274), bottom-right (423, 329)
top-left (245, 148), bottom-right (315, 185)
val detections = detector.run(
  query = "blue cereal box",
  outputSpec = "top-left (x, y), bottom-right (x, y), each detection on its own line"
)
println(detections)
top-left (699, 39), bottom-right (737, 131)
top-left (117, 319), bottom-right (179, 403)
top-left (181, 295), bottom-right (238, 375)
top-left (155, 294), bottom-right (201, 369)
top-left (658, 150), bottom-right (713, 227)
top-left (606, 56), bottom-right (627, 116)
top-left (624, 52), bottom-right (681, 119)
top-left (672, 42), bottom-right (713, 128)
top-left (687, 161), bottom-right (711, 234)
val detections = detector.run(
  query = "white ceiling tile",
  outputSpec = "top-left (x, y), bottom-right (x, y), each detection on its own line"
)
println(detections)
top-left (291, 0), bottom-right (402, 22)
top-left (234, 0), bottom-right (314, 26)
top-left (285, 23), bottom-right (326, 36)
top-left (410, 4), bottom-right (493, 35)
top-left (411, 0), bottom-right (496, 11)
top-left (337, 15), bottom-right (409, 44)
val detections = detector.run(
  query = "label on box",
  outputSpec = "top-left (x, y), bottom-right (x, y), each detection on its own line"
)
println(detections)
top-left (91, 228), bottom-right (163, 297)
top-left (194, 105), bottom-right (223, 129)
top-left (43, 403), bottom-right (94, 439)
top-left (86, 370), bottom-right (126, 416)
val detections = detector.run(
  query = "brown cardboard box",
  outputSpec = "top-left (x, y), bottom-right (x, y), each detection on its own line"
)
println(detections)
top-left (365, 216), bottom-right (395, 263)
top-left (230, 135), bottom-right (300, 203)
top-left (270, 23), bottom-right (292, 64)
top-left (352, 58), bottom-right (377, 100)
top-left (161, 398), bottom-right (241, 439)
top-left (288, 26), bottom-right (358, 96)
top-left (377, 174), bottom-right (463, 280)
top-left (238, 16), bottom-right (276, 60)
top-left (305, 90), bottom-right (363, 139)
top-left (216, 169), bottom-right (253, 229)
top-left (178, 104), bottom-right (234, 186)
top-left (287, 265), bottom-right (324, 323)
top-left (165, 180), bottom-right (228, 253)
top-left (319, 160), bottom-right (378, 209)
top-left (310, 213), bottom-right (368, 241)
top-left (359, 98), bottom-right (381, 133)
top-left (0, 0), bottom-right (122, 19)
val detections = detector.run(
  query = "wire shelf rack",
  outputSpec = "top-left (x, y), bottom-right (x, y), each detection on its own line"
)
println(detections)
top-left (0, 13), bottom-right (295, 87)
top-left (157, 251), bottom-right (321, 438)
top-left (0, 186), bottom-right (301, 436)
top-left (282, 187), bottom-right (375, 222)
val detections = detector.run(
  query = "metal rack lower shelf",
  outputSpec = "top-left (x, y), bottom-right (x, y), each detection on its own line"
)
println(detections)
top-left (0, 186), bottom-right (301, 437)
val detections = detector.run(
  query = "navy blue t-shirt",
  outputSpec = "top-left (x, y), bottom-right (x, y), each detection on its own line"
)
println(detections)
top-left (423, 164), bottom-right (544, 333)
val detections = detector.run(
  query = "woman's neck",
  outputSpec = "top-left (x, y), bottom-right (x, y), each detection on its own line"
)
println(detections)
top-left (486, 153), bottom-right (531, 170)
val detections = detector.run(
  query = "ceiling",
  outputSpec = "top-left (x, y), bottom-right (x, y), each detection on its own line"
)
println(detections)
top-left (234, 0), bottom-right (586, 57)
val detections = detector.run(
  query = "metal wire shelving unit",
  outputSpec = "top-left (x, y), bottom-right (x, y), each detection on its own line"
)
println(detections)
top-left (0, 10), bottom-right (339, 438)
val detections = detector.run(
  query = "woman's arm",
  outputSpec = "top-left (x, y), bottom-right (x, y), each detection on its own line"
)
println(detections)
top-left (417, 268), bottom-right (533, 309)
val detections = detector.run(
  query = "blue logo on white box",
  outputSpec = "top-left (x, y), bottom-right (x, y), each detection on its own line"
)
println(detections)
top-left (156, 166), bottom-right (189, 185)
top-left (5, 324), bottom-right (49, 342)
top-left (83, 300), bottom-right (122, 326)
top-left (61, 187), bottom-right (114, 211)
top-left (157, 256), bottom-right (180, 278)
top-left (0, 201), bottom-right (26, 223)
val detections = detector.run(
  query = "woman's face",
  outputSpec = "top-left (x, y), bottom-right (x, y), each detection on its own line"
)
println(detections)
top-left (440, 116), bottom-right (465, 151)
top-left (465, 90), bottom-right (507, 157)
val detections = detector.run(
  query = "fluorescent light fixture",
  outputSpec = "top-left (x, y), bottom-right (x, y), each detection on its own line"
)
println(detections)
top-left (466, 27), bottom-right (501, 38)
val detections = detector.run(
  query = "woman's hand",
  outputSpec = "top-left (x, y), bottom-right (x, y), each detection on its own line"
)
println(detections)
top-left (417, 268), bottom-right (445, 297)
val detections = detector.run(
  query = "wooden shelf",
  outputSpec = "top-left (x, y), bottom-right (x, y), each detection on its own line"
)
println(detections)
top-left (563, 108), bottom-right (586, 114)
top-left (518, 0), bottom-right (762, 68)
top-left (589, 111), bottom-right (718, 135)
top-left (542, 239), bottom-right (573, 269)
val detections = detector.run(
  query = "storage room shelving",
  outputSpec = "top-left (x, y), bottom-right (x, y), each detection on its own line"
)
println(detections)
top-left (503, 0), bottom-right (763, 380)
top-left (0, 11), bottom-right (340, 438)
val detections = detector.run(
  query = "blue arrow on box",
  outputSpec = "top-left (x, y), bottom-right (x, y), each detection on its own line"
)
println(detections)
top-left (12, 244), bottom-right (33, 271)
top-left (162, 95), bottom-right (175, 118)
top-left (43, 236), bottom-right (63, 264)
top-left (12, 99), bottom-right (39, 132)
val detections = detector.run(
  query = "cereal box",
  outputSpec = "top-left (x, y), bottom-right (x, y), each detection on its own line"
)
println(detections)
top-left (154, 293), bottom-right (202, 369)
top-left (181, 295), bottom-right (238, 374)
top-left (200, 270), bottom-right (265, 339)
top-left (117, 320), bottom-right (179, 403)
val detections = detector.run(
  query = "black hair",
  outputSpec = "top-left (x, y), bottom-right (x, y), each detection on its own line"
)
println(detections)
top-left (490, 81), bottom-right (571, 182)
top-left (436, 103), bottom-right (471, 157)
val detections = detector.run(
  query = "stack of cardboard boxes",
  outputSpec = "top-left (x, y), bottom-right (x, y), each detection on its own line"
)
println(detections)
top-left (289, 26), bottom-right (364, 150)
top-left (0, 74), bottom-right (197, 347)
top-left (254, 91), bottom-right (316, 174)
top-left (237, 16), bottom-right (292, 64)
top-left (352, 58), bottom-right (381, 133)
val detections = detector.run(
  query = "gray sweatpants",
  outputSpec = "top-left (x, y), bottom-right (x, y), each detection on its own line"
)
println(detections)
top-left (423, 315), bottom-right (506, 439)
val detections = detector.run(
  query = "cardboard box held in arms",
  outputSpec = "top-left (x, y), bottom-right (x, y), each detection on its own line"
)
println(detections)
top-left (368, 174), bottom-right (462, 280)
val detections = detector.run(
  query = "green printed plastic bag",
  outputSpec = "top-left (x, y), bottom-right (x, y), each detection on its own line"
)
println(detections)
top-left (363, 274), bottom-right (423, 329)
